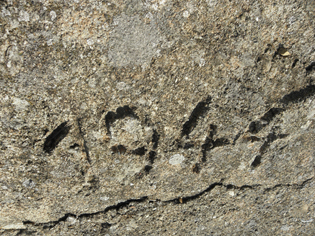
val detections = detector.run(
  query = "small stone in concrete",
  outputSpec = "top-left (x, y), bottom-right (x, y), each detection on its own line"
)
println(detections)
top-left (2, 223), bottom-right (26, 230)
top-left (12, 97), bottom-right (29, 111)
top-left (169, 154), bottom-right (185, 165)
top-left (22, 179), bottom-right (35, 188)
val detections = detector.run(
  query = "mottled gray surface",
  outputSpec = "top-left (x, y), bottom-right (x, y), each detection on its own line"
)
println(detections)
top-left (0, 0), bottom-right (315, 235)
top-left (108, 13), bottom-right (161, 67)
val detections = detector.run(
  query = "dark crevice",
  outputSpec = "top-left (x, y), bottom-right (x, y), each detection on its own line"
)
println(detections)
top-left (208, 124), bottom-right (217, 138)
top-left (263, 177), bottom-right (313, 193)
top-left (278, 133), bottom-right (289, 139)
top-left (256, 56), bottom-right (261, 62)
top-left (22, 197), bottom-right (148, 230)
top-left (183, 142), bottom-right (194, 149)
top-left (23, 213), bottom-right (77, 229)
top-left (43, 121), bottom-right (71, 153)
top-left (101, 222), bottom-right (112, 229)
top-left (175, 139), bottom-right (183, 149)
top-left (132, 146), bottom-right (147, 155)
top-left (105, 105), bottom-right (139, 135)
top-left (100, 222), bottom-right (112, 233)
top-left (116, 106), bottom-right (138, 119)
top-left (225, 184), bottom-right (254, 191)
top-left (260, 108), bottom-right (284, 123)
top-left (165, 182), bottom-right (223, 204)
top-left (17, 230), bottom-right (37, 235)
top-left (248, 108), bottom-right (284, 134)
top-left (260, 135), bottom-right (273, 153)
top-left (181, 96), bottom-right (211, 137)
top-left (248, 120), bottom-right (261, 134)
top-left (152, 129), bottom-right (160, 149)
top-left (148, 151), bottom-right (156, 164)
top-left (280, 84), bottom-right (315, 105)
top-left (292, 59), bottom-right (298, 68)
top-left (260, 132), bottom-right (289, 154)
top-left (79, 197), bottom-right (148, 218)
top-left (167, 182), bottom-right (260, 204)
top-left (144, 115), bottom-right (153, 126)
top-left (21, 220), bottom-right (35, 225)
top-left (144, 165), bottom-right (153, 173)
top-left (104, 111), bottom-right (116, 132)
top-left (192, 163), bottom-right (200, 173)
top-left (43, 128), bottom-right (49, 136)
top-left (135, 164), bottom-right (154, 178)
top-left (232, 130), bottom-right (243, 144)
top-left (201, 137), bottom-right (229, 162)
top-left (246, 130), bottom-right (288, 167)
top-left (306, 61), bottom-right (315, 73)
top-left (110, 145), bottom-right (127, 154)
top-left (242, 135), bottom-right (261, 142)
top-left (251, 155), bottom-right (262, 168)
top-left (70, 143), bottom-right (80, 149)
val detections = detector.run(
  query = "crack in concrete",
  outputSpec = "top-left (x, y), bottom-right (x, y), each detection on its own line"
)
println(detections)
top-left (18, 177), bottom-right (314, 232)
top-left (22, 197), bottom-right (148, 230)
top-left (165, 181), bottom-right (261, 204)
top-left (263, 177), bottom-right (314, 193)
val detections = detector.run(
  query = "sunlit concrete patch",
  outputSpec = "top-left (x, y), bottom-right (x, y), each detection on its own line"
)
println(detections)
top-left (107, 13), bottom-right (161, 68)
top-left (169, 154), bottom-right (185, 166)
top-left (109, 117), bottom-right (152, 150)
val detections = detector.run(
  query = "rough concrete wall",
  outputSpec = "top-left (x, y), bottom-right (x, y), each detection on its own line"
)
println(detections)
top-left (0, 0), bottom-right (314, 235)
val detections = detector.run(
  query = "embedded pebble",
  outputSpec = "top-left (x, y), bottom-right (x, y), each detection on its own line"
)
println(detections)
top-left (169, 154), bottom-right (185, 165)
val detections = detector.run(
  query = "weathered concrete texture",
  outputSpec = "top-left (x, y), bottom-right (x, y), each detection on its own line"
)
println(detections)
top-left (0, 0), bottom-right (314, 235)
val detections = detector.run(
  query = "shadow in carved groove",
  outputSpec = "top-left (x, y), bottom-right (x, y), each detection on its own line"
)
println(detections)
top-left (105, 105), bottom-right (157, 156)
top-left (201, 124), bottom-right (229, 162)
top-left (152, 129), bottom-right (160, 149)
top-left (280, 84), bottom-right (315, 105)
top-left (148, 151), bottom-right (156, 164)
top-left (248, 108), bottom-right (284, 134)
top-left (44, 121), bottom-right (71, 153)
top-left (181, 96), bottom-right (211, 138)
top-left (105, 105), bottom-right (139, 135)
top-left (201, 137), bottom-right (230, 162)
top-left (132, 146), bottom-right (147, 155)
top-left (306, 62), bottom-right (315, 74)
